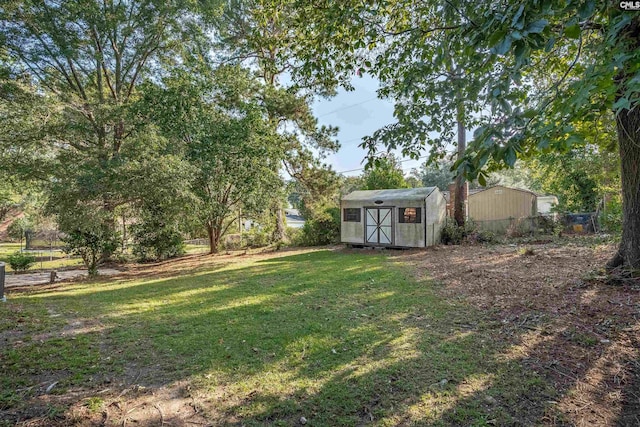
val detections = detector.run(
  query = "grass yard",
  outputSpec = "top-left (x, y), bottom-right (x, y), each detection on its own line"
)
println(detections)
top-left (184, 243), bottom-right (212, 254)
top-left (1, 242), bottom-right (638, 426)
top-left (0, 243), bottom-right (22, 261)
top-left (0, 243), bottom-right (83, 273)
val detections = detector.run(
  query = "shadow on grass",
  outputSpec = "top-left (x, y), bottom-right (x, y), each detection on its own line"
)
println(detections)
top-left (1, 249), bottom-right (639, 426)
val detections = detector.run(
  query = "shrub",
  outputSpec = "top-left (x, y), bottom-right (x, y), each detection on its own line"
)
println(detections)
top-left (222, 234), bottom-right (243, 251)
top-left (242, 226), bottom-right (272, 248)
top-left (131, 203), bottom-right (186, 261)
top-left (7, 218), bottom-right (32, 243)
top-left (54, 203), bottom-right (122, 276)
top-left (286, 226), bottom-right (305, 247)
top-left (506, 218), bottom-right (534, 238)
top-left (441, 220), bottom-right (478, 245)
top-left (7, 251), bottom-right (37, 272)
top-left (440, 220), bottom-right (499, 245)
top-left (300, 207), bottom-right (340, 246)
top-left (62, 228), bottom-right (121, 276)
top-left (472, 229), bottom-right (498, 244)
top-left (599, 196), bottom-right (622, 234)
top-left (131, 222), bottom-right (184, 262)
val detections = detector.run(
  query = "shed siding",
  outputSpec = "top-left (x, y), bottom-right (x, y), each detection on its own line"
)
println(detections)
top-left (340, 202), bottom-right (364, 244)
top-left (468, 186), bottom-right (536, 221)
top-left (394, 200), bottom-right (426, 247)
top-left (425, 190), bottom-right (447, 246)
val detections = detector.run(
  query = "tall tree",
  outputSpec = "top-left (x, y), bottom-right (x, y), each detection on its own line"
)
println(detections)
top-left (211, 0), bottom-right (339, 243)
top-left (410, 161), bottom-right (455, 191)
top-left (292, 1), bottom-right (640, 271)
top-left (1, 0), bottom-right (206, 157)
top-left (1, 0), bottom-right (210, 264)
top-left (363, 154), bottom-right (408, 190)
top-left (137, 65), bottom-right (283, 253)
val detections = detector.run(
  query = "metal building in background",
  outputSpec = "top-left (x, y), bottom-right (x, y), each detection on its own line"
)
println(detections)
top-left (467, 185), bottom-right (538, 233)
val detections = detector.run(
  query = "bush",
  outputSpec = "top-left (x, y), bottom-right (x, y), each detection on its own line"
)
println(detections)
top-left (7, 218), bottom-right (32, 243)
top-left (7, 251), bottom-right (37, 272)
top-left (53, 203), bottom-right (122, 276)
top-left (286, 226), bottom-right (305, 247)
top-left (300, 207), bottom-right (340, 246)
top-left (440, 219), bottom-right (499, 245)
top-left (471, 229), bottom-right (498, 244)
top-left (131, 222), bottom-right (184, 262)
top-left (535, 215), bottom-right (560, 235)
top-left (130, 203), bottom-right (186, 261)
top-left (506, 218), bottom-right (535, 238)
top-left (600, 197), bottom-right (622, 234)
top-left (62, 228), bottom-right (121, 276)
top-left (222, 234), bottom-right (243, 251)
top-left (242, 226), bottom-right (272, 248)
top-left (441, 220), bottom-right (478, 245)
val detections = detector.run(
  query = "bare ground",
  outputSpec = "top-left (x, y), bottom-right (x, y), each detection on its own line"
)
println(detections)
top-left (5, 269), bottom-right (122, 288)
top-left (395, 239), bottom-right (640, 426)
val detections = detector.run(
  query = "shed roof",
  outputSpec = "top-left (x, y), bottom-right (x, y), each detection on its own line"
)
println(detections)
top-left (467, 185), bottom-right (537, 198)
top-left (342, 187), bottom-right (437, 202)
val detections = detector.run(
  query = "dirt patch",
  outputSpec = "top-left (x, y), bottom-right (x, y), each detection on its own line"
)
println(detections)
top-left (396, 240), bottom-right (640, 426)
top-left (6, 269), bottom-right (123, 289)
top-left (5, 381), bottom-right (215, 427)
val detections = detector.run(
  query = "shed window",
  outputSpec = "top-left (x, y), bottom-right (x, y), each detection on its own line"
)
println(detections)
top-left (399, 207), bottom-right (421, 223)
top-left (343, 208), bottom-right (361, 222)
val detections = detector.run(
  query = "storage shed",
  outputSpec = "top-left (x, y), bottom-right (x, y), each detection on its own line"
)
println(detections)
top-left (468, 185), bottom-right (537, 232)
top-left (341, 187), bottom-right (446, 248)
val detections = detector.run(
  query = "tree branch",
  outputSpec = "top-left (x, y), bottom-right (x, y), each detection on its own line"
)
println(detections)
top-left (91, 25), bottom-right (118, 101)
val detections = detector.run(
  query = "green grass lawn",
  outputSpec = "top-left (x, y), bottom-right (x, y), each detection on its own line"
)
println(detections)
top-left (0, 242), bottom-right (21, 258)
top-left (0, 250), bottom-right (556, 426)
top-left (0, 242), bottom-right (83, 272)
top-left (184, 243), bottom-right (211, 254)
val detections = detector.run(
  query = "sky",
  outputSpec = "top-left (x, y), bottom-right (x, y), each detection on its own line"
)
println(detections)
top-left (311, 76), bottom-right (425, 177)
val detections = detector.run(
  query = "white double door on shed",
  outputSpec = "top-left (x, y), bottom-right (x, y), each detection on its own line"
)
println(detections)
top-left (365, 207), bottom-right (393, 245)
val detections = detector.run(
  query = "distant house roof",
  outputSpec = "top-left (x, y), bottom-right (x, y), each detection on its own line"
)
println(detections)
top-left (285, 213), bottom-right (305, 222)
top-left (285, 208), bottom-right (301, 216)
top-left (342, 187), bottom-right (437, 202)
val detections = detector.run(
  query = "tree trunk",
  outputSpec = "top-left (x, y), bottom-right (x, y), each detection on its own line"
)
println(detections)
top-left (607, 15), bottom-right (640, 272)
top-left (454, 104), bottom-right (467, 226)
top-left (207, 224), bottom-right (219, 254)
top-left (121, 212), bottom-right (127, 253)
top-left (272, 201), bottom-right (287, 244)
top-left (608, 106), bottom-right (640, 271)
top-left (25, 230), bottom-right (33, 250)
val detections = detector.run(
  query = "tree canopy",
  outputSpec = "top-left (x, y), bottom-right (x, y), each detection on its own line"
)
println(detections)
top-left (362, 154), bottom-right (408, 190)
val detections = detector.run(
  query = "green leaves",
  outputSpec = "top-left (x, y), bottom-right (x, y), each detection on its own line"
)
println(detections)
top-left (526, 19), bottom-right (548, 34)
top-left (363, 154), bottom-right (409, 190)
top-left (505, 146), bottom-right (517, 167)
top-left (577, 0), bottom-right (596, 20)
top-left (613, 97), bottom-right (631, 112)
top-left (493, 36), bottom-right (513, 55)
top-left (564, 24), bottom-right (581, 39)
